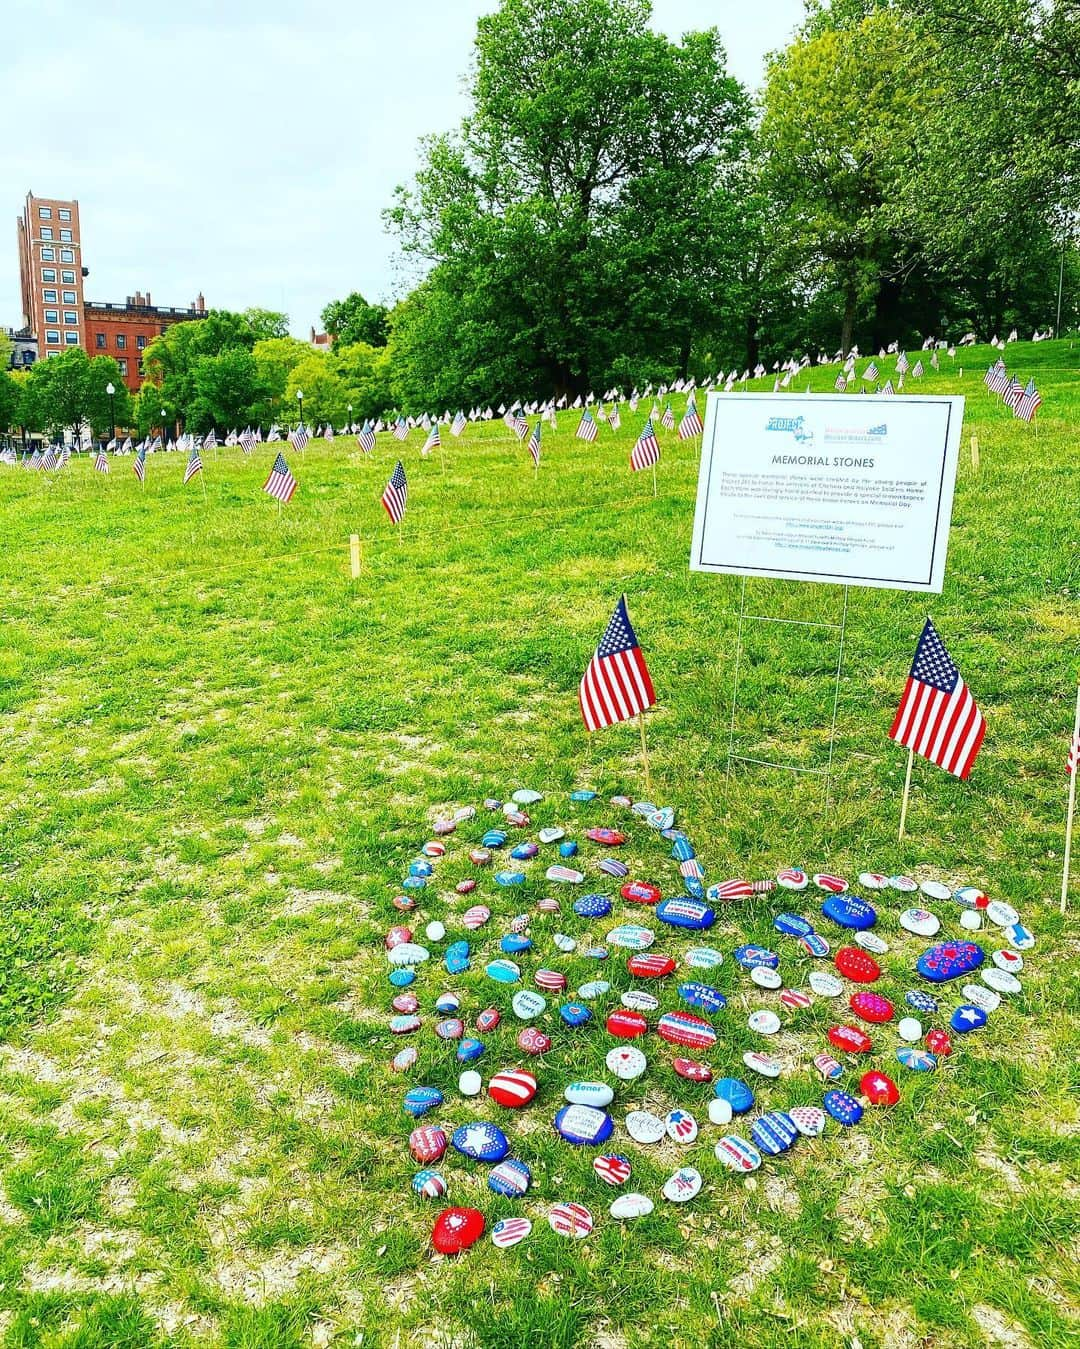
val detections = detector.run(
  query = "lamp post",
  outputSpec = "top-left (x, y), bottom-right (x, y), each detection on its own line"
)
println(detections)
top-left (296, 388), bottom-right (304, 429)
top-left (347, 403), bottom-right (352, 433)
top-left (161, 407), bottom-right (167, 448)
top-left (106, 382), bottom-right (116, 447)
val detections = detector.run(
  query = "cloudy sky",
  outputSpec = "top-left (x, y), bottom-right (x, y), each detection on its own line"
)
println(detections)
top-left (2, 0), bottom-right (804, 337)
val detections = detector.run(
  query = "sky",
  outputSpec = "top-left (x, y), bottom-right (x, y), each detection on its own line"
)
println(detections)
top-left (1, 0), bottom-right (804, 338)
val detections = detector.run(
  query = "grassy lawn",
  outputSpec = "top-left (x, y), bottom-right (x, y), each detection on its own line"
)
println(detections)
top-left (0, 341), bottom-right (1076, 1347)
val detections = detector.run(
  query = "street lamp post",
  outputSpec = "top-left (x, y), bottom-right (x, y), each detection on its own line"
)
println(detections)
top-left (161, 407), bottom-right (167, 448)
top-left (296, 389), bottom-right (304, 429)
top-left (347, 403), bottom-right (352, 433)
top-left (106, 382), bottom-right (116, 447)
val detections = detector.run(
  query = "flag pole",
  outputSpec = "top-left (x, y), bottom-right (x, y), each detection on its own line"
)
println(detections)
top-left (637, 710), bottom-right (653, 799)
top-left (651, 461), bottom-right (657, 498)
top-left (898, 747), bottom-right (915, 841)
top-left (1061, 681), bottom-right (1080, 914)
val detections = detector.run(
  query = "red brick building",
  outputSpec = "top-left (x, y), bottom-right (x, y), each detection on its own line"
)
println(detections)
top-left (16, 191), bottom-right (207, 392)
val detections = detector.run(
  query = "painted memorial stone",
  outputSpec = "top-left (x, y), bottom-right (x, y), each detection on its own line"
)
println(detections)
top-left (823, 1089), bottom-right (863, 1126)
top-left (510, 842), bottom-right (539, 861)
top-left (951, 1004), bottom-right (988, 1033)
top-left (662, 1168), bottom-right (703, 1202)
top-left (517, 1028), bottom-right (552, 1054)
top-left (513, 789), bottom-right (543, 805)
top-left (889, 875), bottom-right (919, 892)
top-left (389, 970), bottom-right (415, 988)
top-left (963, 982), bottom-right (1000, 1013)
top-left (743, 1052), bottom-right (782, 1078)
top-left (577, 980), bottom-right (611, 1000)
top-left (559, 842), bottom-right (579, 858)
top-left (748, 1010), bottom-right (780, 1035)
top-left (776, 867), bottom-right (809, 890)
top-left (392, 895), bottom-right (416, 912)
top-left (960, 910), bottom-right (983, 930)
top-left (685, 946), bottom-right (724, 970)
top-left (992, 948), bottom-right (1023, 972)
top-left (647, 806), bottom-right (675, 830)
top-left (391, 1047), bottom-right (418, 1073)
top-left (814, 873), bottom-right (849, 893)
top-left (452, 1122), bottom-right (511, 1162)
top-left (656, 898), bottom-right (715, 930)
top-left (495, 871), bottom-right (526, 887)
top-left (986, 900), bottom-right (1020, 928)
top-left (565, 1081), bottom-right (614, 1108)
top-left (586, 828), bottom-right (625, 846)
top-left (401, 877), bottom-right (426, 892)
top-left (678, 982), bottom-right (727, 1014)
top-left (897, 1018), bottom-right (922, 1042)
top-left (446, 943), bottom-right (471, 975)
top-left (809, 971), bottom-right (843, 997)
top-left (392, 992), bottom-right (419, 1014)
top-left (598, 859), bottom-right (630, 878)
top-left (828, 1024), bottom-right (872, 1054)
top-left (860, 1071), bottom-right (900, 1106)
top-left (594, 1153), bottom-right (632, 1185)
top-left (734, 945), bottom-right (779, 970)
top-left (899, 908), bottom-right (940, 937)
top-left (388, 943), bottom-right (430, 967)
top-left (482, 830), bottom-right (507, 849)
top-left (780, 989), bottom-right (812, 1011)
top-left (751, 1110), bottom-right (799, 1155)
top-left (657, 1011), bottom-right (717, 1050)
top-left (491, 1217), bottom-right (532, 1248)
top-left (611, 1193), bottom-right (654, 1219)
top-left (982, 968), bottom-right (1021, 995)
top-left (920, 879), bottom-right (953, 901)
top-left (434, 1018), bottom-right (465, 1041)
top-left (607, 924), bottom-right (655, 951)
top-left (774, 912), bottom-right (815, 937)
top-left (858, 872), bottom-right (889, 890)
top-left (790, 1105), bottom-right (827, 1136)
top-left (953, 885), bottom-right (989, 909)
top-left (432, 1207), bottom-right (485, 1254)
top-left (570, 789), bottom-right (598, 803)
top-left (489, 1069), bottom-right (538, 1108)
top-left (486, 959), bottom-right (520, 984)
top-left (666, 1109), bottom-right (699, 1144)
top-left (625, 1110), bottom-right (667, 1144)
top-left (413, 1169), bottom-right (448, 1199)
top-left (708, 1098), bottom-right (733, 1126)
top-left (673, 1058), bottom-right (713, 1083)
top-left (385, 926), bottom-right (413, 950)
top-left (548, 1203), bottom-right (594, 1237)
top-left (896, 1046), bottom-right (938, 1072)
top-left (462, 905), bottom-right (490, 929)
top-left (821, 894), bottom-right (876, 930)
top-left (714, 1136), bottom-right (762, 1172)
top-left (800, 933), bottom-right (831, 957)
top-left (1004, 922), bottom-right (1034, 950)
top-left (606, 1045), bottom-right (647, 1080)
top-left (622, 880), bottom-right (662, 905)
top-left (671, 838), bottom-right (696, 863)
top-left (855, 930), bottom-right (889, 955)
top-left (426, 921), bottom-right (447, 943)
top-left (501, 934), bottom-right (532, 955)
top-left (535, 969), bottom-right (568, 992)
top-left (835, 947), bottom-right (881, 983)
top-left (422, 841), bottom-right (446, 859)
top-left (925, 1028), bottom-right (952, 1055)
top-left (390, 1015), bottom-right (421, 1035)
top-left (813, 1053), bottom-right (844, 1080)
top-left (905, 989), bottom-right (939, 1013)
top-left (489, 1158), bottom-right (532, 1197)
top-left (410, 1126), bottom-right (448, 1163)
top-left (573, 893), bottom-right (612, 920)
top-left (476, 1007), bottom-right (501, 1033)
top-left (621, 990), bottom-right (659, 1012)
top-left (458, 1070), bottom-right (482, 1095)
top-left (915, 941), bottom-right (985, 982)
top-left (714, 1078), bottom-right (754, 1113)
top-left (546, 865), bottom-right (584, 884)
top-left (626, 952), bottom-right (676, 978)
top-left (553, 932), bottom-right (576, 953)
top-left (751, 967), bottom-right (783, 990)
top-left (606, 1009), bottom-right (649, 1039)
top-left (708, 879), bottom-right (753, 901)
top-left (554, 1104), bottom-right (614, 1146)
top-left (559, 1002), bottom-right (592, 1027)
top-left (849, 991), bottom-right (895, 1023)
top-left (538, 827), bottom-right (565, 844)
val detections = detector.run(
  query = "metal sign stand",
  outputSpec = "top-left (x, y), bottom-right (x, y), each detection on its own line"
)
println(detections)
top-left (725, 578), bottom-right (850, 815)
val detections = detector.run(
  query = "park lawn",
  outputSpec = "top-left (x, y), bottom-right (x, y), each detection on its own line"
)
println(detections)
top-left (0, 341), bottom-right (1076, 1348)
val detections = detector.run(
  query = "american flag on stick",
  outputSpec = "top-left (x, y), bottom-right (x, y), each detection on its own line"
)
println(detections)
top-left (358, 421), bottom-right (376, 453)
top-left (1015, 379), bottom-right (1042, 423)
top-left (575, 409), bottom-right (598, 442)
top-left (393, 417), bottom-right (409, 441)
top-left (1067, 729), bottom-right (1080, 777)
top-left (184, 443), bottom-right (203, 484)
top-left (203, 429), bottom-right (217, 451)
top-left (94, 446), bottom-right (109, 474)
top-left (579, 595), bottom-right (656, 733)
top-left (239, 428), bottom-right (256, 455)
top-left (630, 419), bottom-right (660, 472)
top-left (263, 452), bottom-right (298, 503)
top-left (660, 403), bottom-right (675, 431)
top-left (422, 424), bottom-right (440, 457)
top-left (451, 410), bottom-right (467, 437)
top-left (289, 424), bottom-right (310, 452)
top-left (527, 421), bottom-right (541, 467)
top-left (677, 394), bottom-right (703, 440)
top-left (890, 618), bottom-right (985, 779)
top-left (132, 446), bottom-right (146, 482)
top-left (382, 460), bottom-right (408, 524)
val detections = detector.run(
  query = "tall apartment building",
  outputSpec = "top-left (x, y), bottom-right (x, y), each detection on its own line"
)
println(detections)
top-left (16, 191), bottom-right (207, 393)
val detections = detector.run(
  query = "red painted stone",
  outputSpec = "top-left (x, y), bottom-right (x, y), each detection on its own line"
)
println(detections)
top-left (488, 1069), bottom-right (538, 1108)
top-left (835, 946), bottom-right (881, 983)
top-left (410, 1126), bottom-right (448, 1163)
top-left (385, 926), bottom-right (412, 950)
top-left (828, 1024), bottom-right (873, 1054)
top-left (626, 953), bottom-right (676, 979)
top-left (517, 1027), bottom-right (552, 1055)
top-left (860, 1070), bottom-right (900, 1106)
top-left (393, 895), bottom-right (416, 911)
top-left (672, 1058), bottom-right (713, 1082)
top-left (606, 1009), bottom-right (649, 1038)
top-left (432, 1207), bottom-right (485, 1254)
top-left (926, 1028), bottom-right (952, 1056)
top-left (392, 993), bottom-right (419, 1014)
top-left (621, 881), bottom-right (662, 905)
top-left (535, 969), bottom-right (567, 991)
top-left (849, 991), bottom-right (895, 1024)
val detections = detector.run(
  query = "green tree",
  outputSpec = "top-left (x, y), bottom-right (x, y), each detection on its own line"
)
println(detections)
top-left (142, 309), bottom-right (263, 426)
top-left (20, 349), bottom-right (131, 438)
top-left (188, 348), bottom-right (270, 433)
top-left (285, 353), bottom-right (348, 428)
top-left (0, 370), bottom-right (20, 436)
top-left (330, 342), bottom-right (394, 422)
top-left (321, 293), bottom-right (389, 348)
top-left (252, 336), bottom-right (312, 419)
top-left (132, 382), bottom-right (174, 439)
top-left (242, 308), bottom-right (290, 340)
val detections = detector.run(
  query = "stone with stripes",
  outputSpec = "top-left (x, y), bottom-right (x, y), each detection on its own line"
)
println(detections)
top-left (488, 1158), bottom-right (532, 1197)
top-left (548, 1202), bottom-right (594, 1237)
top-left (714, 1136), bottom-right (762, 1172)
top-left (627, 952), bottom-right (676, 978)
top-left (750, 1110), bottom-right (799, 1155)
top-left (491, 1217), bottom-right (532, 1248)
top-left (657, 1010), bottom-right (717, 1050)
top-left (656, 898), bottom-right (714, 930)
top-left (488, 1070), bottom-right (538, 1108)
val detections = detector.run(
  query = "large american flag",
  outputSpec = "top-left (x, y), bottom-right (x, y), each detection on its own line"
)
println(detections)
top-left (889, 618), bottom-right (985, 779)
top-left (527, 421), bottom-right (541, 466)
top-left (184, 443), bottom-right (203, 484)
top-left (579, 595), bottom-right (656, 732)
top-left (263, 451), bottom-right (298, 503)
top-left (630, 419), bottom-right (660, 471)
top-left (677, 394), bottom-right (703, 440)
top-left (575, 409), bottom-right (598, 442)
top-left (382, 460), bottom-right (408, 523)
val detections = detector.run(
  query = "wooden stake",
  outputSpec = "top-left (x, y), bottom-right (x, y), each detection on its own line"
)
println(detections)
top-left (638, 710), bottom-right (653, 799)
top-left (1061, 682), bottom-right (1080, 914)
top-left (898, 746), bottom-right (915, 841)
top-left (349, 533), bottom-right (361, 579)
top-left (970, 434), bottom-right (980, 471)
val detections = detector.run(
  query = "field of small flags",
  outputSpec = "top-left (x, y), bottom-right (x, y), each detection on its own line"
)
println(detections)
top-left (0, 339), bottom-right (1076, 1347)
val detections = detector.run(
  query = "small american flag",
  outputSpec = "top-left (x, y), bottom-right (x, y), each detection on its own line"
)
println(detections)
top-left (1015, 379), bottom-right (1042, 422)
top-left (678, 394), bottom-right (703, 440)
top-left (94, 446), bottom-right (109, 474)
top-left (239, 428), bottom-right (256, 455)
top-left (863, 361), bottom-right (879, 382)
top-left (451, 410), bottom-right (467, 437)
top-left (835, 374), bottom-right (847, 391)
top-left (358, 421), bottom-right (376, 453)
top-left (393, 417), bottom-right (409, 441)
top-left (661, 403), bottom-right (675, 431)
top-left (267, 425), bottom-right (281, 442)
top-left (1068, 730), bottom-right (1080, 776)
top-left (132, 446), bottom-right (146, 481)
top-left (324, 422), bottom-right (334, 442)
top-left (576, 409), bottom-right (598, 442)
top-left (263, 451), bottom-right (298, 503)
top-left (912, 359), bottom-right (924, 378)
top-left (289, 424), bottom-right (310, 452)
top-left (527, 421), bottom-right (541, 466)
top-left (889, 618), bottom-right (985, 779)
top-left (40, 444), bottom-right (58, 471)
top-left (881, 380), bottom-right (895, 397)
top-left (896, 352), bottom-right (910, 374)
top-left (579, 595), bottom-right (656, 732)
top-left (203, 429), bottom-right (217, 451)
top-left (1002, 375), bottom-right (1025, 410)
top-left (609, 403), bottom-right (621, 430)
top-left (184, 444), bottom-right (203, 484)
top-left (422, 423), bottom-right (440, 456)
top-left (630, 419), bottom-right (660, 471)
top-left (382, 460), bottom-right (408, 523)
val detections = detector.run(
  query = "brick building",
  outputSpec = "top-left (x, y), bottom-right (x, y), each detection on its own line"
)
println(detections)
top-left (15, 191), bottom-right (206, 392)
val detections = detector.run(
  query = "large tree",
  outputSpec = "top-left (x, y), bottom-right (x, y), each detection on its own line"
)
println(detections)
top-left (321, 293), bottom-right (389, 348)
top-left (20, 349), bottom-right (130, 438)
top-left (386, 0), bottom-right (751, 400)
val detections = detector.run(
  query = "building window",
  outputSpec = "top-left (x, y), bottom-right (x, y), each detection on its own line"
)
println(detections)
top-left (118, 359), bottom-right (128, 376)
top-left (42, 289), bottom-right (57, 303)
top-left (63, 311), bottom-right (78, 326)
top-left (62, 290), bottom-right (76, 304)
top-left (95, 333), bottom-right (106, 349)
top-left (45, 331), bottom-right (59, 345)
top-left (61, 270), bottom-right (75, 284)
top-left (137, 359), bottom-right (145, 375)
top-left (41, 268), bottom-right (56, 283)
top-left (58, 208), bottom-right (71, 222)
top-left (64, 331), bottom-right (78, 345)
top-left (136, 335), bottom-right (147, 350)
top-left (44, 309), bottom-right (58, 324)
top-left (59, 230), bottom-right (72, 242)
top-left (40, 247), bottom-right (54, 261)
top-left (115, 333), bottom-right (126, 349)
top-left (60, 248), bottom-right (74, 263)
top-left (38, 206), bottom-right (52, 219)
top-left (40, 227), bottom-right (53, 240)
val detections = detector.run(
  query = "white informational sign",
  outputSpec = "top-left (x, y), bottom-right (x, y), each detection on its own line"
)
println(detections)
top-left (689, 393), bottom-right (964, 593)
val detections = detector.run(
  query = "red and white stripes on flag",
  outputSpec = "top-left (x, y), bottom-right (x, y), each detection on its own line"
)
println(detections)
top-left (630, 419), bottom-right (660, 471)
top-left (382, 460), bottom-right (408, 524)
top-left (579, 595), bottom-right (656, 732)
top-left (1068, 731), bottom-right (1080, 776)
top-left (263, 452), bottom-right (298, 503)
top-left (889, 618), bottom-right (985, 779)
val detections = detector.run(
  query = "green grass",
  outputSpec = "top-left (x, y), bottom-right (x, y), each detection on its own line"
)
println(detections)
top-left (0, 341), bottom-right (1077, 1346)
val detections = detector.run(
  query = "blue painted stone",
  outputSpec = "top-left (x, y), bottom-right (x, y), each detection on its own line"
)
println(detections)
top-left (573, 893), bottom-right (612, 920)
top-left (823, 1089), bottom-right (864, 1126)
top-left (409, 860), bottom-right (434, 878)
top-left (714, 1077), bottom-right (754, 1114)
top-left (570, 790), bottom-right (597, 802)
top-left (678, 982), bottom-right (727, 1014)
top-left (402, 875), bottom-right (426, 890)
top-left (656, 898), bottom-right (715, 931)
top-left (750, 1110), bottom-right (799, 1155)
top-left (482, 830), bottom-right (508, 848)
top-left (486, 958), bottom-right (520, 983)
top-left (412, 1168), bottom-right (447, 1198)
top-left (495, 870), bottom-right (526, 887)
top-left (800, 933), bottom-right (831, 957)
top-left (488, 1157), bottom-right (531, 1197)
top-left (734, 945), bottom-right (779, 970)
top-left (662, 828), bottom-right (689, 843)
top-left (389, 968), bottom-right (415, 987)
top-left (403, 1087), bottom-right (443, 1118)
top-left (452, 1121), bottom-right (511, 1162)
top-left (445, 941), bottom-right (470, 975)
top-left (683, 876), bottom-right (706, 900)
top-left (896, 1046), bottom-right (938, 1072)
top-left (554, 1104), bottom-right (614, 1145)
top-left (457, 1037), bottom-right (485, 1062)
top-left (583, 946), bottom-right (608, 960)
top-left (916, 941), bottom-right (985, 983)
top-left (510, 842), bottom-right (539, 861)
top-left (774, 913), bottom-right (815, 937)
top-left (559, 841), bottom-right (579, 858)
top-left (821, 894), bottom-right (877, 930)
top-left (559, 1002), bottom-right (592, 1027)
top-left (501, 933), bottom-right (532, 954)
top-left (905, 989), bottom-right (939, 1013)
top-left (671, 838), bottom-right (696, 863)
top-left (951, 1004), bottom-right (988, 1033)
top-left (434, 992), bottom-right (460, 1014)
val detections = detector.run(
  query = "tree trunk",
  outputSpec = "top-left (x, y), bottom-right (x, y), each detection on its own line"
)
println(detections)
top-left (744, 313), bottom-right (760, 373)
top-left (840, 285), bottom-right (857, 357)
